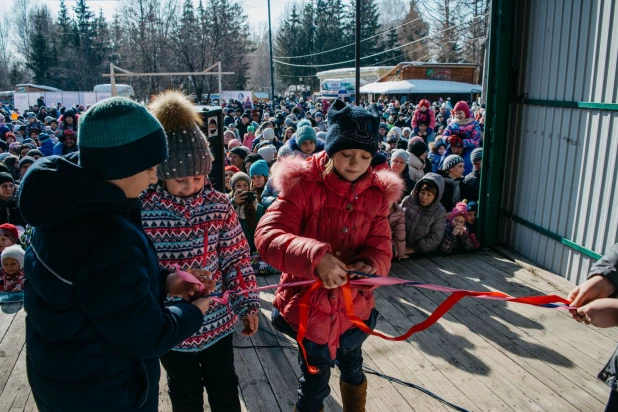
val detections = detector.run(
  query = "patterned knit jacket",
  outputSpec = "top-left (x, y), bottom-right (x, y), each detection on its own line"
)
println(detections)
top-left (442, 118), bottom-right (482, 148)
top-left (141, 181), bottom-right (260, 352)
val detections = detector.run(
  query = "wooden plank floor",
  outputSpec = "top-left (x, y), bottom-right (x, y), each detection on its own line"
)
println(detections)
top-left (1, 249), bottom-right (616, 411)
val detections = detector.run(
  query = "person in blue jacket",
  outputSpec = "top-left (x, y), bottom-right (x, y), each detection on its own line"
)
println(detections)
top-left (37, 133), bottom-right (55, 157)
top-left (19, 97), bottom-right (215, 412)
top-left (52, 129), bottom-right (79, 156)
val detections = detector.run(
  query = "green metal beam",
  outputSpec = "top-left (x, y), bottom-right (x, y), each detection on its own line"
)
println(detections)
top-left (513, 98), bottom-right (618, 111)
top-left (501, 211), bottom-right (602, 260)
top-left (478, 0), bottom-right (515, 247)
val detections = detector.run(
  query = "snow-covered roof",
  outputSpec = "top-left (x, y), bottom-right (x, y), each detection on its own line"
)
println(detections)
top-left (360, 79), bottom-right (482, 94)
top-left (316, 66), bottom-right (395, 77)
top-left (15, 84), bottom-right (62, 92)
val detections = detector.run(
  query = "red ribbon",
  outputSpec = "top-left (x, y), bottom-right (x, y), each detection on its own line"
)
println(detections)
top-left (296, 279), bottom-right (571, 374)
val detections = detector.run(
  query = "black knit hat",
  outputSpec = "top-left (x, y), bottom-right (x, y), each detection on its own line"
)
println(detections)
top-left (409, 140), bottom-right (428, 158)
top-left (325, 99), bottom-right (380, 156)
top-left (230, 146), bottom-right (248, 160)
top-left (19, 156), bottom-right (35, 169)
top-left (0, 172), bottom-right (14, 185)
top-left (245, 153), bottom-right (263, 165)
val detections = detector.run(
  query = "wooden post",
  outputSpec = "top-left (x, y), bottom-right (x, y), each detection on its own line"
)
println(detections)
top-left (110, 63), bottom-right (117, 97)
top-left (218, 62), bottom-right (222, 102)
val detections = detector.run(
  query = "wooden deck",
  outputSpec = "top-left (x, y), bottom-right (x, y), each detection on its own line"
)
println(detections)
top-left (0, 249), bottom-right (616, 411)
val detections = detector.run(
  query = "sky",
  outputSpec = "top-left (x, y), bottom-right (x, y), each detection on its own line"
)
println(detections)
top-left (37, 0), bottom-right (289, 31)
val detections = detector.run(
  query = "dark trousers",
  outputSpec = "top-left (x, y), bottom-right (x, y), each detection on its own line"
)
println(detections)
top-left (607, 390), bottom-right (618, 412)
top-left (159, 334), bottom-right (240, 412)
top-left (271, 308), bottom-right (377, 412)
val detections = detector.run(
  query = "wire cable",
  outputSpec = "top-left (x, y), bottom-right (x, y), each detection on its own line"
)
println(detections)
top-left (273, 16), bottom-right (425, 59)
top-left (273, 13), bottom-right (487, 69)
top-left (362, 365), bottom-right (471, 412)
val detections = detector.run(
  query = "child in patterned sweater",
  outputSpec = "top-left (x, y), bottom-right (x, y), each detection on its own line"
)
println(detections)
top-left (141, 91), bottom-right (259, 412)
top-left (1, 245), bottom-right (24, 292)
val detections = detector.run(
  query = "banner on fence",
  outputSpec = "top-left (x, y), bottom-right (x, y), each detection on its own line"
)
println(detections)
top-left (220, 91), bottom-right (253, 103)
top-left (12, 92), bottom-right (113, 113)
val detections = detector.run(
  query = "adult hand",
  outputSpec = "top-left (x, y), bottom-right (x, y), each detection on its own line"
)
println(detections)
top-left (316, 253), bottom-right (348, 289)
top-left (398, 254), bottom-right (410, 260)
top-left (233, 189), bottom-right (247, 205)
top-left (405, 247), bottom-right (415, 255)
top-left (242, 314), bottom-right (259, 336)
top-left (572, 298), bottom-right (618, 328)
top-left (347, 261), bottom-right (377, 279)
top-left (568, 275), bottom-right (616, 308)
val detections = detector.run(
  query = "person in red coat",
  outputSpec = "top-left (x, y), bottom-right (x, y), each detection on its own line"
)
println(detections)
top-left (255, 100), bottom-right (403, 412)
top-left (411, 99), bottom-right (436, 131)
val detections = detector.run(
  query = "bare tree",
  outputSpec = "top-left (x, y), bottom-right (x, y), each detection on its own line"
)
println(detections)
top-left (12, 0), bottom-right (32, 65)
top-left (247, 24), bottom-right (272, 94)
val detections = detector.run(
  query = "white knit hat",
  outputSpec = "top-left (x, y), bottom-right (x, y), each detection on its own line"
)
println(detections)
top-left (390, 149), bottom-right (409, 164)
top-left (1, 245), bottom-right (24, 269)
top-left (262, 128), bottom-right (275, 141)
top-left (258, 145), bottom-right (277, 163)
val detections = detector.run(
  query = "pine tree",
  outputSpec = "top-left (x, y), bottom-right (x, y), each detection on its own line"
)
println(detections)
top-left (26, 9), bottom-right (52, 85)
top-left (275, 3), bottom-right (303, 89)
top-left (313, 0), bottom-right (352, 67)
top-left (399, 0), bottom-right (430, 61)
top-left (72, 0), bottom-right (98, 90)
top-left (381, 28), bottom-right (404, 66)
top-left (57, 0), bottom-right (73, 44)
top-left (358, 0), bottom-right (383, 65)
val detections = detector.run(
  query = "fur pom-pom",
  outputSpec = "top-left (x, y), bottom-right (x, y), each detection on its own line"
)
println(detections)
top-left (148, 90), bottom-right (203, 131)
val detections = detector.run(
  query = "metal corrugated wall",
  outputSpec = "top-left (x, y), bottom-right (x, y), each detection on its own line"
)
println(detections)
top-left (499, 0), bottom-right (618, 284)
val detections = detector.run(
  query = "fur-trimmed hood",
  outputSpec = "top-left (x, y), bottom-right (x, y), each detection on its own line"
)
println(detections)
top-left (272, 151), bottom-right (403, 205)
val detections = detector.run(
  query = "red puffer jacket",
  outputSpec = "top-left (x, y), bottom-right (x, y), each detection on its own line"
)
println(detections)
top-left (255, 151), bottom-right (403, 359)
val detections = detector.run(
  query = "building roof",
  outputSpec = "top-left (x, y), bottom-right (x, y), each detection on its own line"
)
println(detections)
top-left (360, 79), bottom-right (482, 94)
top-left (15, 84), bottom-right (62, 92)
top-left (316, 66), bottom-right (395, 77)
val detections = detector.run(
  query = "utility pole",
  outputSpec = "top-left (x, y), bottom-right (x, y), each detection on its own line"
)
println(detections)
top-left (268, 0), bottom-right (276, 106)
top-left (355, 0), bottom-right (361, 105)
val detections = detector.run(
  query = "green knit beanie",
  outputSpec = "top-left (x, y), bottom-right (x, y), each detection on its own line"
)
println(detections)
top-left (78, 97), bottom-right (168, 180)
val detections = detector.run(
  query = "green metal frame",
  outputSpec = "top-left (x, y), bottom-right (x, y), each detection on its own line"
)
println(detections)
top-left (513, 98), bottom-right (618, 111)
top-left (501, 211), bottom-right (602, 260)
top-left (478, 0), bottom-right (514, 246)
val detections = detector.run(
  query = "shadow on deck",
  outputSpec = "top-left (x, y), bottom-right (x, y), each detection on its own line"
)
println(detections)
top-left (0, 249), bottom-right (615, 411)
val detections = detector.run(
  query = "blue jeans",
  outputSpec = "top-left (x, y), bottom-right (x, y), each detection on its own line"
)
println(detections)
top-left (271, 308), bottom-right (378, 412)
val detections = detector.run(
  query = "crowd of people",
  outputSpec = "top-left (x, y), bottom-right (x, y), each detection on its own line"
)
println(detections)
top-left (0, 91), bottom-right (487, 412)
top-left (1, 90), bottom-right (618, 412)
top-left (219, 95), bottom-right (485, 262)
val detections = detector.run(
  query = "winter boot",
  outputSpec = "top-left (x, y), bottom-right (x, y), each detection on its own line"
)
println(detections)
top-left (340, 378), bottom-right (367, 412)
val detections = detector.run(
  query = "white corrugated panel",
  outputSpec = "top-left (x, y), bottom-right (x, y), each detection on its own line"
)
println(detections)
top-left (499, 0), bottom-right (618, 284)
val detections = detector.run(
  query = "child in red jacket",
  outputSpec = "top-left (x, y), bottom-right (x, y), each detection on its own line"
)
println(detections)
top-left (256, 100), bottom-right (403, 412)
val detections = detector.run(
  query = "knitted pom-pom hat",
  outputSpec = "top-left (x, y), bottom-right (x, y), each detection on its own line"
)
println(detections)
top-left (450, 201), bottom-right (468, 225)
top-left (148, 90), bottom-right (212, 180)
top-left (78, 97), bottom-right (168, 180)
